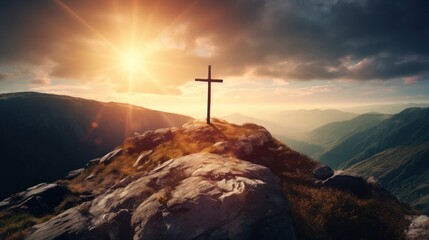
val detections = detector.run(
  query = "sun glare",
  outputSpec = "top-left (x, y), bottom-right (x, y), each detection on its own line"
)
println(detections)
top-left (121, 51), bottom-right (141, 73)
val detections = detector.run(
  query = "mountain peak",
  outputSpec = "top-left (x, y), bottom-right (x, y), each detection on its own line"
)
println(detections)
top-left (69, 118), bottom-right (297, 188)
top-left (1, 119), bottom-right (425, 239)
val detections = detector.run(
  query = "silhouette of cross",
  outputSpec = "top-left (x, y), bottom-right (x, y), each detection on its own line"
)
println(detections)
top-left (195, 65), bottom-right (223, 124)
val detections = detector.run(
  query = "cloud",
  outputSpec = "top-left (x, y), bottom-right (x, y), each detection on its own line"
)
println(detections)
top-left (403, 76), bottom-right (421, 85)
top-left (276, 85), bottom-right (341, 97)
top-left (30, 78), bottom-right (50, 85)
top-left (0, 0), bottom-right (428, 95)
top-left (0, 73), bottom-right (8, 81)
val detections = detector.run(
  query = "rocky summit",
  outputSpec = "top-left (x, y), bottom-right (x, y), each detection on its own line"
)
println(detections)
top-left (1, 119), bottom-right (428, 240)
top-left (27, 153), bottom-right (295, 240)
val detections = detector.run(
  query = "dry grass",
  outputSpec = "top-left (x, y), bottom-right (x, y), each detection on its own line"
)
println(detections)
top-left (68, 153), bottom-right (139, 194)
top-left (0, 212), bottom-right (53, 240)
top-left (0, 191), bottom-right (88, 240)
top-left (283, 179), bottom-right (407, 240)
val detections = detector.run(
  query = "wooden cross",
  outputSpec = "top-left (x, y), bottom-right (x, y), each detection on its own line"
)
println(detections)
top-left (195, 65), bottom-right (223, 124)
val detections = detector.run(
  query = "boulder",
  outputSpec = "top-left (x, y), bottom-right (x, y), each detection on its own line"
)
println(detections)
top-left (248, 128), bottom-right (271, 147)
top-left (66, 168), bottom-right (84, 180)
top-left (313, 165), bottom-right (334, 180)
top-left (406, 215), bottom-right (429, 240)
top-left (233, 128), bottom-right (271, 157)
top-left (27, 153), bottom-right (296, 240)
top-left (99, 148), bottom-right (122, 164)
top-left (322, 172), bottom-right (372, 198)
top-left (236, 137), bottom-right (253, 156)
top-left (84, 173), bottom-right (95, 181)
top-left (133, 150), bottom-right (153, 167)
top-left (86, 158), bottom-right (100, 167)
top-left (211, 141), bottom-right (228, 153)
top-left (0, 183), bottom-right (68, 215)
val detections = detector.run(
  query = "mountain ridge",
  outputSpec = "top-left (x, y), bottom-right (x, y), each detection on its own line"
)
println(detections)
top-left (270, 109), bottom-right (358, 131)
top-left (318, 107), bottom-right (429, 215)
top-left (0, 91), bottom-right (193, 199)
top-left (320, 107), bottom-right (429, 169)
top-left (308, 113), bottom-right (391, 148)
top-left (342, 103), bottom-right (429, 114)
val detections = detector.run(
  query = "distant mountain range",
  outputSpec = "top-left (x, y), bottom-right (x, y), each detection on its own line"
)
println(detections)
top-left (318, 107), bottom-right (429, 214)
top-left (223, 113), bottom-right (303, 138)
top-left (0, 92), bottom-right (192, 199)
top-left (307, 113), bottom-right (391, 148)
top-left (269, 109), bottom-right (358, 132)
top-left (342, 103), bottom-right (429, 114)
top-left (225, 109), bottom-right (360, 138)
top-left (320, 108), bottom-right (429, 169)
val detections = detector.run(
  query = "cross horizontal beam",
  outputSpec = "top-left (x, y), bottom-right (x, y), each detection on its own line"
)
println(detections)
top-left (195, 78), bottom-right (223, 83)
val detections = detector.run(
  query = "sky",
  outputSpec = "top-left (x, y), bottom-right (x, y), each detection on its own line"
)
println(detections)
top-left (1, 0), bottom-right (429, 119)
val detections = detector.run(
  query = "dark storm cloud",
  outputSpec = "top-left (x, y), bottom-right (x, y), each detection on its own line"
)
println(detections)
top-left (0, 0), bottom-right (428, 90)
top-left (207, 0), bottom-right (429, 81)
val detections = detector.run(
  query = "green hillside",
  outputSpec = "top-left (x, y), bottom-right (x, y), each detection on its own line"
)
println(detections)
top-left (319, 107), bottom-right (429, 214)
top-left (308, 113), bottom-right (390, 148)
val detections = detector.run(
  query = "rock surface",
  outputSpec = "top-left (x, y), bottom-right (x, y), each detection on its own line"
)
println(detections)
top-left (0, 183), bottom-right (68, 215)
top-left (99, 148), bottom-right (123, 164)
top-left (406, 215), bottom-right (429, 240)
top-left (66, 168), bottom-right (84, 180)
top-left (86, 158), bottom-right (100, 167)
top-left (26, 153), bottom-right (296, 240)
top-left (126, 128), bottom-right (176, 154)
top-left (133, 150), bottom-right (153, 167)
top-left (26, 204), bottom-right (92, 240)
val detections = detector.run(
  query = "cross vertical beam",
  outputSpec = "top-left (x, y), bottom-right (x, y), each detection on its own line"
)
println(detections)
top-left (207, 65), bottom-right (212, 124)
top-left (195, 65), bottom-right (223, 124)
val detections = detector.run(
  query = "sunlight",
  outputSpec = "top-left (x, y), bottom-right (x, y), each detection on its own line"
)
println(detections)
top-left (120, 50), bottom-right (141, 74)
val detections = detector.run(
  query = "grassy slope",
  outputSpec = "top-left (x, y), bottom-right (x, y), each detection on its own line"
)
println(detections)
top-left (350, 142), bottom-right (429, 214)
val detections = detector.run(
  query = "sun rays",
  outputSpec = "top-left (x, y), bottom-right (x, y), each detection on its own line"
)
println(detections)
top-left (52, 0), bottom-right (193, 135)
top-left (53, 0), bottom-right (183, 96)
